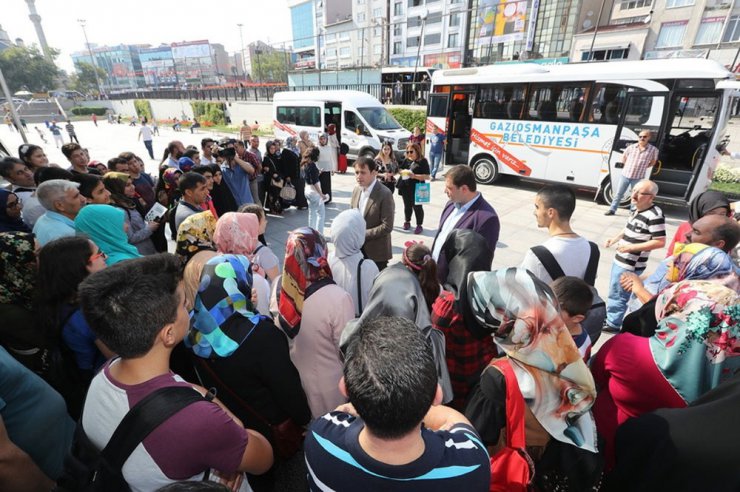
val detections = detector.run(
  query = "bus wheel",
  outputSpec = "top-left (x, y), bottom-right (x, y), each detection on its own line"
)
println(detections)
top-left (601, 179), bottom-right (631, 208)
top-left (472, 157), bottom-right (499, 184)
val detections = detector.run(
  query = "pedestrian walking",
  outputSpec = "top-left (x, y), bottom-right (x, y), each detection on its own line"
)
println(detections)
top-left (49, 121), bottom-right (64, 148)
top-left (138, 121), bottom-right (155, 160)
top-left (65, 120), bottom-right (79, 144)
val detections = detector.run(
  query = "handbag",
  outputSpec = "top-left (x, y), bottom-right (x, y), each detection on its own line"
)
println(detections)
top-left (194, 358), bottom-right (304, 460)
top-left (489, 358), bottom-right (534, 492)
top-left (280, 183), bottom-right (297, 202)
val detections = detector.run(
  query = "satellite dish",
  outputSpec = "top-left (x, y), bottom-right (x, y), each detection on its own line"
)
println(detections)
top-left (583, 19), bottom-right (593, 29)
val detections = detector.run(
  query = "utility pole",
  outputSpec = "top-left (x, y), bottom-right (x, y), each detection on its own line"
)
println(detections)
top-left (237, 23), bottom-right (246, 81)
top-left (77, 19), bottom-right (104, 97)
top-left (0, 68), bottom-right (28, 143)
top-left (412, 9), bottom-right (428, 104)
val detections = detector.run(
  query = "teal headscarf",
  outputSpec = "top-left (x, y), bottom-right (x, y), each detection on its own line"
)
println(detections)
top-left (74, 204), bottom-right (141, 265)
top-left (651, 279), bottom-right (740, 404)
top-left (186, 254), bottom-right (268, 358)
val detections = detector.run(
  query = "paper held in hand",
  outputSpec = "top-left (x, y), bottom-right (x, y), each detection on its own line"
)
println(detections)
top-left (144, 202), bottom-right (168, 222)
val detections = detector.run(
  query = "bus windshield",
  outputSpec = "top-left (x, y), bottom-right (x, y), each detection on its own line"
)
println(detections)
top-left (358, 107), bottom-right (402, 130)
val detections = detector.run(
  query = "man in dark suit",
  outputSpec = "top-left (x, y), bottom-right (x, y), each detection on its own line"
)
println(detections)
top-left (432, 165), bottom-right (500, 282)
top-left (350, 157), bottom-right (395, 270)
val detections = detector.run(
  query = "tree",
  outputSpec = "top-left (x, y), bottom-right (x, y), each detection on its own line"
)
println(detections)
top-left (69, 62), bottom-right (107, 96)
top-left (0, 46), bottom-right (60, 93)
top-left (252, 50), bottom-right (290, 83)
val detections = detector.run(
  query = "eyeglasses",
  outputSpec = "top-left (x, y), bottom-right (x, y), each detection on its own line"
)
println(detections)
top-left (633, 192), bottom-right (654, 196)
top-left (405, 150), bottom-right (415, 154)
top-left (6, 198), bottom-right (22, 209)
top-left (89, 250), bottom-right (107, 262)
top-left (638, 136), bottom-right (649, 140)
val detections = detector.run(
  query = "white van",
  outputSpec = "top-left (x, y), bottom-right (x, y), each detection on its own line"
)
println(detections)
top-left (272, 90), bottom-right (411, 161)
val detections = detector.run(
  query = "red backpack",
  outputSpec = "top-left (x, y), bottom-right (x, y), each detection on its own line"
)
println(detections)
top-left (489, 358), bottom-right (535, 492)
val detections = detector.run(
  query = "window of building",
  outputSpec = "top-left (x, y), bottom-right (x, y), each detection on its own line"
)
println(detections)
top-left (394, 1), bottom-right (403, 16)
top-left (656, 21), bottom-right (688, 47)
top-left (695, 17), bottom-right (724, 45)
top-left (394, 23), bottom-right (403, 36)
top-left (326, 48), bottom-right (337, 57)
top-left (408, 0), bottom-right (422, 6)
top-left (357, 12), bottom-right (366, 22)
top-left (449, 13), bottom-right (460, 27)
top-left (424, 33), bottom-right (441, 45)
top-left (448, 33), bottom-right (459, 47)
top-left (476, 85), bottom-right (528, 119)
top-left (619, 0), bottom-right (651, 9)
top-left (407, 36), bottom-right (419, 47)
top-left (666, 0), bottom-right (694, 7)
top-left (373, 44), bottom-right (382, 55)
top-left (373, 8), bottom-right (383, 17)
top-left (723, 15), bottom-right (740, 42)
top-left (339, 31), bottom-right (351, 41)
top-left (581, 47), bottom-right (630, 60)
top-left (527, 83), bottom-right (590, 122)
top-left (358, 0), bottom-right (366, 4)
top-left (340, 47), bottom-right (351, 57)
top-left (277, 106), bottom-right (321, 127)
top-left (393, 41), bottom-right (403, 54)
top-left (374, 26), bottom-right (382, 36)
top-left (427, 12), bottom-right (442, 24)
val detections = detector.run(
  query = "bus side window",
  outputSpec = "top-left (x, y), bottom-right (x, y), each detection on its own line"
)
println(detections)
top-left (593, 84), bottom-right (627, 124)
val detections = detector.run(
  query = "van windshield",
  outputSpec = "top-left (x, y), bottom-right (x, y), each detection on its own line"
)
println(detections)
top-left (358, 107), bottom-right (402, 130)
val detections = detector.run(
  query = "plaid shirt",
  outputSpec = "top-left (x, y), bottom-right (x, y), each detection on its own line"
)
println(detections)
top-left (431, 290), bottom-right (497, 412)
top-left (621, 142), bottom-right (658, 179)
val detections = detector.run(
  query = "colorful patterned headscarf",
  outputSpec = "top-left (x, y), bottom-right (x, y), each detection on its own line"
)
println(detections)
top-left (666, 244), bottom-right (739, 289)
top-left (467, 268), bottom-right (598, 453)
top-left (651, 279), bottom-right (740, 404)
top-left (278, 227), bottom-right (333, 339)
top-left (0, 232), bottom-right (36, 309)
top-left (186, 254), bottom-right (268, 358)
top-left (212, 212), bottom-right (259, 257)
top-left (163, 168), bottom-right (182, 190)
top-left (176, 211), bottom-right (217, 262)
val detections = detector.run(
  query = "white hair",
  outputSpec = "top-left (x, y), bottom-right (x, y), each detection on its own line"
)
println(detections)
top-left (637, 179), bottom-right (659, 196)
top-left (36, 179), bottom-right (79, 211)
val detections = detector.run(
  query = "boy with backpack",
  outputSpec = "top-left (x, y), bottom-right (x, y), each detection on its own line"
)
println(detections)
top-left (552, 276), bottom-right (595, 362)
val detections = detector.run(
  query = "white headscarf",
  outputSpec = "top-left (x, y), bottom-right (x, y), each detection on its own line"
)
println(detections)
top-left (331, 209), bottom-right (365, 259)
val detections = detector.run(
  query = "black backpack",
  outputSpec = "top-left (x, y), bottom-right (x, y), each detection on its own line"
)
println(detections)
top-left (530, 242), bottom-right (606, 344)
top-left (57, 386), bottom-right (208, 492)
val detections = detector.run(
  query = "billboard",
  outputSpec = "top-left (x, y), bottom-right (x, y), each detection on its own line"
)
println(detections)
top-left (423, 52), bottom-right (462, 69)
top-left (172, 42), bottom-right (211, 60)
top-left (476, 0), bottom-right (529, 46)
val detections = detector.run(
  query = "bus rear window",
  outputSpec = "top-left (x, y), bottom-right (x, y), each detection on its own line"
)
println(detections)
top-left (276, 106), bottom-right (321, 127)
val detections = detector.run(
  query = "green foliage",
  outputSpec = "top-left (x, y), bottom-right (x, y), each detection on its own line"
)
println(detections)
top-left (388, 108), bottom-right (426, 132)
top-left (134, 100), bottom-right (152, 121)
top-left (190, 101), bottom-right (226, 125)
top-left (69, 61), bottom-right (106, 96)
top-left (251, 50), bottom-right (290, 83)
top-left (713, 163), bottom-right (740, 183)
top-left (70, 107), bottom-right (108, 116)
top-left (709, 181), bottom-right (740, 198)
top-left (0, 46), bottom-right (60, 93)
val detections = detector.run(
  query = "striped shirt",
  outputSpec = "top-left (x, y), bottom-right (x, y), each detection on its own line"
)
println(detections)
top-left (621, 142), bottom-right (658, 179)
top-left (614, 205), bottom-right (665, 271)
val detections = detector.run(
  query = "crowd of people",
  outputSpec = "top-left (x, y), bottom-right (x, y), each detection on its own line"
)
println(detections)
top-left (0, 124), bottom-right (739, 492)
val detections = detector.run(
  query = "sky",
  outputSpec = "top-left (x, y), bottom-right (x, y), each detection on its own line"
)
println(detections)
top-left (2, 0), bottom-right (293, 73)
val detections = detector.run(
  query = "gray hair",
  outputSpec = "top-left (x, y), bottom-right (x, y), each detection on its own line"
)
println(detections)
top-left (37, 179), bottom-right (79, 211)
top-left (636, 179), bottom-right (659, 196)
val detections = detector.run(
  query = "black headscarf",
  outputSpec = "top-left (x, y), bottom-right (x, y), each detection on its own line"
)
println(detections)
top-left (207, 164), bottom-right (238, 216)
top-left (0, 190), bottom-right (31, 233)
top-left (688, 190), bottom-right (730, 224)
top-left (441, 229), bottom-right (494, 339)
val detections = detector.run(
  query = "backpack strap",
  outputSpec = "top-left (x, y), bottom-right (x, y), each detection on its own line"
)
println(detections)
top-left (491, 359), bottom-right (526, 450)
top-left (584, 242), bottom-right (600, 287)
top-left (254, 244), bottom-right (264, 255)
top-left (100, 386), bottom-right (206, 473)
top-left (356, 259), bottom-right (364, 315)
top-left (529, 246), bottom-right (565, 282)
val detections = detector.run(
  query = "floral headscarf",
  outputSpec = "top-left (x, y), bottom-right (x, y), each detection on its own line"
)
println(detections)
top-left (212, 212), bottom-right (259, 257)
top-left (176, 211), bottom-right (217, 262)
top-left (666, 244), bottom-right (739, 289)
top-left (278, 227), bottom-right (333, 339)
top-left (186, 254), bottom-right (268, 358)
top-left (0, 232), bottom-right (37, 309)
top-left (651, 279), bottom-right (739, 404)
top-left (467, 268), bottom-right (598, 452)
top-left (163, 168), bottom-right (182, 191)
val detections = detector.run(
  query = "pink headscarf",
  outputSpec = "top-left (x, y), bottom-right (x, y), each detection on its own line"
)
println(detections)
top-left (213, 212), bottom-right (260, 257)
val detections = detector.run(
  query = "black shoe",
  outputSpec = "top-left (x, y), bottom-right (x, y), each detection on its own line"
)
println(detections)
top-left (604, 210), bottom-right (615, 216)
top-left (602, 324), bottom-right (621, 333)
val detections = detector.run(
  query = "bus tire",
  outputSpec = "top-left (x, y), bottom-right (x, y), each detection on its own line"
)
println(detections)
top-left (600, 179), bottom-right (631, 208)
top-left (472, 157), bottom-right (499, 184)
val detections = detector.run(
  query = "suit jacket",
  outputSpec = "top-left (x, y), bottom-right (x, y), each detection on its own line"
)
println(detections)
top-left (433, 196), bottom-right (500, 282)
top-left (351, 181), bottom-right (395, 262)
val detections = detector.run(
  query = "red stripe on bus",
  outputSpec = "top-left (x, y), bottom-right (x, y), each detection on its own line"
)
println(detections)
top-left (273, 120), bottom-right (298, 136)
top-left (470, 129), bottom-right (532, 176)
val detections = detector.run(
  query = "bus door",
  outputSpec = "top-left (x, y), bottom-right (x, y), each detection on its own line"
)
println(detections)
top-left (448, 91), bottom-right (476, 165)
top-left (609, 91), bottom-right (665, 198)
top-left (426, 92), bottom-right (449, 162)
top-left (658, 91), bottom-right (720, 200)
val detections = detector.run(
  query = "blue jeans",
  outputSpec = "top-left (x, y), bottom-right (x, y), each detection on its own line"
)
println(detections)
top-left (306, 189), bottom-right (325, 235)
top-left (143, 140), bottom-right (154, 159)
top-left (608, 176), bottom-right (641, 213)
top-left (606, 262), bottom-right (644, 329)
top-left (430, 152), bottom-right (443, 178)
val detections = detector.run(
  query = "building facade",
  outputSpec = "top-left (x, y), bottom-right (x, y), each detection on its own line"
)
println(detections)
top-left (138, 45), bottom-right (177, 88)
top-left (71, 44), bottom-right (145, 91)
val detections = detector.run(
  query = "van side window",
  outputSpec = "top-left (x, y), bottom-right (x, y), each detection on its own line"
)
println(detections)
top-left (277, 106), bottom-right (321, 127)
top-left (344, 111), bottom-right (358, 132)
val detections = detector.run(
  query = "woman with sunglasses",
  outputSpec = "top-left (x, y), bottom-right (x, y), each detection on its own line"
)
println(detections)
top-left (398, 142), bottom-right (430, 234)
top-left (0, 189), bottom-right (31, 233)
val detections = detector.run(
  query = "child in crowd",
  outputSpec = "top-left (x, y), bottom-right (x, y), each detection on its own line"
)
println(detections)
top-left (238, 203), bottom-right (280, 281)
top-left (551, 276), bottom-right (594, 362)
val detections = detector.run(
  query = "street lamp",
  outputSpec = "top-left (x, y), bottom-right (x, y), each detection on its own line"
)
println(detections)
top-left (237, 23), bottom-right (246, 81)
top-left (77, 19), bottom-right (104, 97)
top-left (255, 48), bottom-right (262, 84)
top-left (412, 9), bottom-right (429, 104)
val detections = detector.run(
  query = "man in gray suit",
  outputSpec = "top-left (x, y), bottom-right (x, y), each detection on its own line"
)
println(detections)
top-left (350, 157), bottom-right (395, 270)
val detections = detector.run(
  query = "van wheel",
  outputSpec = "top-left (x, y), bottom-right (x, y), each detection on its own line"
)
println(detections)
top-left (601, 179), bottom-right (631, 208)
top-left (472, 157), bottom-right (499, 184)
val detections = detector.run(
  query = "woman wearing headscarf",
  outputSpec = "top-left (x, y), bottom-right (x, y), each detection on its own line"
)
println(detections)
top-left (103, 172), bottom-right (158, 255)
top-left (175, 210), bottom-right (217, 263)
top-left (296, 130), bottom-right (314, 157)
top-left (340, 242), bottom-right (454, 404)
top-left (621, 245), bottom-right (738, 337)
top-left (156, 166), bottom-right (182, 241)
top-left (262, 140), bottom-right (284, 215)
top-left (213, 212), bottom-right (273, 314)
top-left (464, 268), bottom-right (602, 490)
top-left (280, 137), bottom-right (305, 209)
top-left (666, 190), bottom-right (731, 256)
top-left (184, 254), bottom-right (311, 483)
top-left (325, 124), bottom-right (339, 174)
top-left (328, 209), bottom-right (379, 317)
top-left (316, 133), bottom-right (333, 203)
top-left (0, 189), bottom-right (31, 233)
top-left (206, 163), bottom-right (238, 216)
top-left (590, 278), bottom-right (739, 469)
top-left (431, 229), bottom-right (496, 411)
top-left (277, 227), bottom-right (354, 417)
top-left (74, 204), bottom-right (142, 266)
